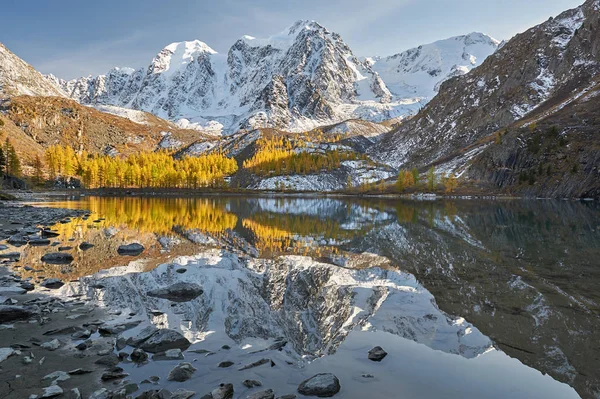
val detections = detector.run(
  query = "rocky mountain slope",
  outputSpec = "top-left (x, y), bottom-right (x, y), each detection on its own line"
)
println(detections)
top-left (51, 23), bottom-right (498, 136)
top-left (0, 43), bottom-right (66, 98)
top-left (371, 0), bottom-right (599, 191)
top-left (0, 96), bottom-right (213, 168)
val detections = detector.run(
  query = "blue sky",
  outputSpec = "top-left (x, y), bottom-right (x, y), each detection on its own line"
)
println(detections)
top-left (2, 0), bottom-right (583, 79)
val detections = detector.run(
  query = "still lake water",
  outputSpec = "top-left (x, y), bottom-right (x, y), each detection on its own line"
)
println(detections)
top-left (24, 196), bottom-right (600, 398)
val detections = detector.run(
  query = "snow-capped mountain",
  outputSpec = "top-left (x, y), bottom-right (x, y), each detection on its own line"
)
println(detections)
top-left (51, 22), bottom-right (498, 135)
top-left (366, 32), bottom-right (500, 100)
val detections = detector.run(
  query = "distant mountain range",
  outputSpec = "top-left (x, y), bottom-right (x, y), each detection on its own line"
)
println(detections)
top-left (46, 24), bottom-right (499, 135)
top-left (0, 0), bottom-right (598, 198)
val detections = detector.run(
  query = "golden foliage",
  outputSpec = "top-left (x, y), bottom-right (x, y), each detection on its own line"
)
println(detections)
top-left (45, 145), bottom-right (237, 188)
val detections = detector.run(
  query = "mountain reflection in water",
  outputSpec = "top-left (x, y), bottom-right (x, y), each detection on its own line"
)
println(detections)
top-left (23, 196), bottom-right (600, 398)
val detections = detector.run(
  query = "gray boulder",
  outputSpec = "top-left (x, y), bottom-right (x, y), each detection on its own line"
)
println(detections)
top-left (167, 362), bottom-right (196, 382)
top-left (117, 243), bottom-right (144, 256)
top-left (41, 252), bottom-right (74, 264)
top-left (297, 374), bottom-right (340, 397)
top-left (140, 329), bottom-right (191, 353)
top-left (367, 346), bottom-right (387, 362)
top-left (247, 389), bottom-right (275, 399)
top-left (40, 278), bottom-right (64, 289)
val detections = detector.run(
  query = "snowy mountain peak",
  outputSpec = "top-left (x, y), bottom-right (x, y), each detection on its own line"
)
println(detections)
top-left (48, 25), bottom-right (500, 135)
top-left (151, 40), bottom-right (217, 76)
top-left (369, 32), bottom-right (499, 100)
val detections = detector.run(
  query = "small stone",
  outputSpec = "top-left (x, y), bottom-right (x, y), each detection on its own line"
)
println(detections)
top-left (210, 383), bottom-right (234, 399)
top-left (147, 282), bottom-right (203, 302)
top-left (171, 389), bottom-right (196, 399)
top-left (68, 368), bottom-right (92, 375)
top-left (239, 358), bottom-right (271, 370)
top-left (219, 360), bottom-right (234, 368)
top-left (297, 374), bottom-right (340, 397)
top-left (247, 389), bottom-right (275, 399)
top-left (243, 380), bottom-right (262, 388)
top-left (367, 346), bottom-right (387, 362)
top-left (41, 385), bottom-right (63, 398)
top-left (116, 337), bottom-right (127, 350)
top-left (43, 370), bottom-right (70, 384)
top-left (221, 345), bottom-right (231, 350)
top-left (40, 339), bottom-right (61, 351)
top-left (167, 362), bottom-right (196, 382)
top-left (64, 388), bottom-right (81, 399)
top-left (117, 243), bottom-right (144, 256)
top-left (131, 348), bottom-right (148, 363)
top-left (101, 370), bottom-right (129, 381)
top-left (23, 355), bottom-right (33, 364)
top-left (95, 353), bottom-right (120, 367)
top-left (88, 389), bottom-right (110, 399)
top-left (41, 252), bottom-right (74, 264)
top-left (79, 242), bottom-right (94, 251)
top-left (175, 268), bottom-right (187, 274)
top-left (40, 279), bottom-right (64, 289)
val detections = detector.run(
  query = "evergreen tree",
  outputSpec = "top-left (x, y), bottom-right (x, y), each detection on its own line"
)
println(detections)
top-left (33, 155), bottom-right (44, 186)
top-left (0, 147), bottom-right (5, 178)
top-left (426, 167), bottom-right (436, 191)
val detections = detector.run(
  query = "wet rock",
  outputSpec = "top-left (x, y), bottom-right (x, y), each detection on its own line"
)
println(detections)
top-left (88, 389), bottom-right (111, 399)
top-left (167, 362), bottom-right (196, 382)
top-left (40, 339), bottom-right (61, 351)
top-left (247, 389), bottom-right (275, 399)
top-left (239, 358), bottom-right (272, 370)
top-left (43, 370), bottom-right (70, 384)
top-left (0, 286), bottom-right (26, 295)
top-left (277, 395), bottom-right (296, 399)
top-left (95, 353), bottom-right (120, 367)
top-left (40, 278), bottom-right (64, 289)
top-left (147, 282), bottom-right (203, 302)
top-left (41, 252), bottom-right (74, 264)
top-left (221, 345), bottom-right (231, 350)
top-left (219, 360), bottom-right (234, 368)
top-left (172, 389), bottom-right (196, 399)
top-left (208, 383), bottom-right (234, 399)
top-left (118, 351), bottom-right (129, 360)
top-left (152, 348), bottom-right (183, 361)
top-left (7, 235), bottom-right (28, 246)
top-left (0, 347), bottom-right (15, 362)
top-left (101, 370), bottom-right (129, 381)
top-left (29, 238), bottom-right (51, 246)
top-left (58, 246), bottom-right (73, 251)
top-left (71, 329), bottom-right (91, 339)
top-left (41, 385), bottom-right (63, 398)
top-left (127, 326), bottom-right (160, 347)
top-left (368, 346), bottom-right (387, 362)
top-left (243, 380), bottom-right (262, 388)
top-left (75, 340), bottom-right (91, 350)
top-left (64, 388), bottom-right (81, 399)
top-left (175, 268), bottom-right (187, 274)
top-left (99, 320), bottom-right (141, 335)
top-left (79, 242), bottom-right (94, 251)
top-left (131, 348), bottom-right (149, 363)
top-left (140, 328), bottom-right (191, 353)
top-left (41, 230), bottom-right (60, 238)
top-left (0, 252), bottom-right (20, 260)
top-left (0, 305), bottom-right (36, 323)
top-left (297, 374), bottom-right (340, 397)
top-left (68, 368), bottom-right (92, 375)
top-left (117, 243), bottom-right (144, 256)
top-left (116, 337), bottom-right (127, 350)
top-left (136, 390), bottom-right (172, 399)
top-left (20, 281), bottom-right (35, 291)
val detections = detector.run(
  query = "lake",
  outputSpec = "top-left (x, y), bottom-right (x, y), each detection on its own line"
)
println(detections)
top-left (21, 195), bottom-right (600, 398)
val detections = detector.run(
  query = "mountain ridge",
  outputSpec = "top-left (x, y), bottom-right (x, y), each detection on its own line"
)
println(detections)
top-left (48, 22), bottom-right (499, 135)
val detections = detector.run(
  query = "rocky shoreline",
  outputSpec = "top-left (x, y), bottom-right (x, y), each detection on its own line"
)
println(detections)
top-left (0, 203), bottom-right (344, 399)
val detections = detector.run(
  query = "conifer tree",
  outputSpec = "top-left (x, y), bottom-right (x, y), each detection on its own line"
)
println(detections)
top-left (33, 155), bottom-right (44, 186)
